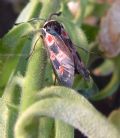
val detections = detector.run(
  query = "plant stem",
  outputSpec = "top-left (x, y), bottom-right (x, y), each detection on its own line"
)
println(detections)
top-left (18, 1), bottom-right (74, 138)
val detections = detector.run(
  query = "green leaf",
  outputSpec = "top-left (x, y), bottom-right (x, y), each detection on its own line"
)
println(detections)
top-left (0, 35), bottom-right (33, 93)
top-left (92, 69), bottom-right (119, 101)
top-left (92, 59), bottom-right (114, 76)
top-left (93, 2), bottom-right (109, 18)
top-left (79, 0), bottom-right (88, 22)
top-left (1, 24), bottom-right (33, 50)
top-left (82, 24), bottom-right (99, 43)
top-left (108, 109), bottom-right (120, 131)
top-left (15, 86), bottom-right (120, 138)
top-left (0, 76), bottom-right (20, 138)
top-left (0, 98), bottom-right (7, 138)
top-left (92, 57), bottom-right (120, 100)
top-left (16, 0), bottom-right (42, 23)
top-left (74, 76), bottom-right (99, 99)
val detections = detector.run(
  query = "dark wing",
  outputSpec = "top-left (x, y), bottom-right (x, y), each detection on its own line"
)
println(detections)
top-left (60, 28), bottom-right (90, 81)
top-left (43, 32), bottom-right (75, 87)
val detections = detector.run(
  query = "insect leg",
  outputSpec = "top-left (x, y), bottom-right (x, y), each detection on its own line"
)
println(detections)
top-left (53, 75), bottom-right (57, 85)
top-left (74, 44), bottom-right (101, 57)
top-left (26, 36), bottom-right (41, 60)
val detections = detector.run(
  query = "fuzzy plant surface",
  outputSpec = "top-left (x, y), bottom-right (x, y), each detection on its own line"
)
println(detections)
top-left (0, 0), bottom-right (120, 138)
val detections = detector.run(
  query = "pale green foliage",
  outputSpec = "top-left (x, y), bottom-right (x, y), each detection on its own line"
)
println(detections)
top-left (0, 0), bottom-right (120, 138)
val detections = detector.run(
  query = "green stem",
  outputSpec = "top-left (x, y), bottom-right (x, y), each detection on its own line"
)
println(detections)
top-left (92, 70), bottom-right (119, 100)
top-left (20, 37), bottom-right (47, 111)
top-left (91, 58), bottom-right (120, 101)
top-left (55, 120), bottom-right (74, 138)
top-left (2, 35), bottom-right (34, 138)
top-left (19, 0), bottom-right (61, 113)
top-left (38, 117), bottom-right (54, 138)
top-left (75, 0), bottom-right (88, 24)
top-left (18, 1), bottom-right (72, 138)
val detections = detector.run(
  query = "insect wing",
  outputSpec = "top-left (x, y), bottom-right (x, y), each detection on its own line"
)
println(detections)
top-left (43, 31), bottom-right (75, 87)
top-left (60, 27), bottom-right (90, 80)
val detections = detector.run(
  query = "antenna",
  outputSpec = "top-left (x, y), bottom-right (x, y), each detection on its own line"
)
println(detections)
top-left (48, 11), bottom-right (62, 20)
top-left (15, 18), bottom-right (46, 25)
top-left (15, 11), bottom-right (62, 25)
top-left (74, 44), bottom-right (101, 57)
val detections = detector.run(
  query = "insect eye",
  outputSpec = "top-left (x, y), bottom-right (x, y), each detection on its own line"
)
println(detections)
top-left (55, 28), bottom-right (58, 32)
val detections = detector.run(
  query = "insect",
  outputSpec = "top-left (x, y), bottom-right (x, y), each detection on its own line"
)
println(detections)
top-left (40, 12), bottom-right (90, 87)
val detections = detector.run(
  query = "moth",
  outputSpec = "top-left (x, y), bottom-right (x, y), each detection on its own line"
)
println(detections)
top-left (40, 12), bottom-right (90, 87)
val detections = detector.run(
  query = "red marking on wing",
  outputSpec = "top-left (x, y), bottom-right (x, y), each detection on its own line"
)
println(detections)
top-left (59, 66), bottom-right (64, 75)
top-left (45, 34), bottom-right (54, 46)
top-left (50, 51), bottom-right (56, 60)
top-left (62, 30), bottom-right (67, 37)
top-left (43, 31), bottom-right (75, 86)
top-left (47, 35), bottom-right (53, 43)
